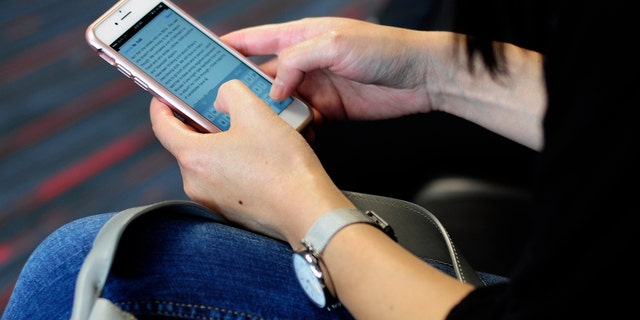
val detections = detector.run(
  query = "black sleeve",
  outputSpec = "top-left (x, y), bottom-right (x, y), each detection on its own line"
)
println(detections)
top-left (447, 283), bottom-right (509, 320)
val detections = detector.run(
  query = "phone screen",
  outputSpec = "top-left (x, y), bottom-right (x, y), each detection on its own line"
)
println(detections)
top-left (110, 2), bottom-right (293, 131)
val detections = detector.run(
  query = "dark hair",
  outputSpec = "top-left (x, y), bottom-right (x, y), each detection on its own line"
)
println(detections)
top-left (452, 0), bottom-right (550, 77)
top-left (462, 35), bottom-right (506, 78)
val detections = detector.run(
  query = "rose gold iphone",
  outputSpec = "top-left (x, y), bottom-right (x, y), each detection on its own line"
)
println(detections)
top-left (86, 0), bottom-right (312, 133)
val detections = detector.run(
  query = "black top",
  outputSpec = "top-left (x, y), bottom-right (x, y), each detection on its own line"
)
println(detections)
top-left (448, 1), bottom-right (637, 318)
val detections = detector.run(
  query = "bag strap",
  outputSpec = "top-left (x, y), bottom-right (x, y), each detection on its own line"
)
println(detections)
top-left (343, 190), bottom-right (484, 287)
top-left (70, 200), bottom-right (222, 320)
top-left (71, 193), bottom-right (483, 319)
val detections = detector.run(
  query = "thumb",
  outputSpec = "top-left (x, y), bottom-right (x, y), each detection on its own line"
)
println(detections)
top-left (214, 79), bottom-right (283, 131)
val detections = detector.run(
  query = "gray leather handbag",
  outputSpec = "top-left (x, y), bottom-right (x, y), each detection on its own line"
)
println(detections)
top-left (70, 191), bottom-right (483, 320)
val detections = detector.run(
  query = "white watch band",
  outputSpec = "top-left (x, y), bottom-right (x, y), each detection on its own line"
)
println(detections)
top-left (302, 208), bottom-right (374, 254)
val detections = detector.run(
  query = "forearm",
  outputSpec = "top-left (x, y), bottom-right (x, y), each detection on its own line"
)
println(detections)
top-left (281, 178), bottom-right (475, 318)
top-left (424, 33), bottom-right (546, 151)
top-left (321, 223), bottom-right (474, 319)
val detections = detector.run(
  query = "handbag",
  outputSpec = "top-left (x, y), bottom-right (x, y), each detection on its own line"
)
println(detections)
top-left (70, 190), bottom-right (484, 320)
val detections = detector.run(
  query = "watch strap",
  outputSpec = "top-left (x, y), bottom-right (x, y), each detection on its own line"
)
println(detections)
top-left (303, 208), bottom-right (375, 254)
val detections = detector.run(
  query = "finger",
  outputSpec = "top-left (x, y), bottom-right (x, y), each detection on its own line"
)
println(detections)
top-left (270, 32), bottom-right (347, 101)
top-left (258, 57), bottom-right (278, 78)
top-left (222, 18), bottom-right (358, 101)
top-left (214, 80), bottom-right (284, 130)
top-left (149, 98), bottom-right (200, 153)
top-left (221, 18), bottom-right (334, 56)
top-left (220, 21), bottom-right (318, 56)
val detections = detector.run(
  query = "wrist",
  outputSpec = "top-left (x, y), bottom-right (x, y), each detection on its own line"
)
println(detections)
top-left (292, 207), bottom-right (396, 309)
top-left (285, 187), bottom-right (356, 248)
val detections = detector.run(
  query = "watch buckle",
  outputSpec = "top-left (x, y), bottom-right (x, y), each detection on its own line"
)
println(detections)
top-left (364, 210), bottom-right (397, 241)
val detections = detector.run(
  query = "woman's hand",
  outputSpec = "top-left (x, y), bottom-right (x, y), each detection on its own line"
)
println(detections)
top-left (151, 18), bottom-right (483, 319)
top-left (224, 17), bottom-right (546, 150)
top-left (149, 82), bottom-right (354, 246)
top-left (222, 17), bottom-right (436, 124)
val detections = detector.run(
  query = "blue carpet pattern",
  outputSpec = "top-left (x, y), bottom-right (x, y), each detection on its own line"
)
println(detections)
top-left (0, 0), bottom-right (388, 312)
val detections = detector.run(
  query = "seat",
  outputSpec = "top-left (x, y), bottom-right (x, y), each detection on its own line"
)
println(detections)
top-left (413, 176), bottom-right (535, 277)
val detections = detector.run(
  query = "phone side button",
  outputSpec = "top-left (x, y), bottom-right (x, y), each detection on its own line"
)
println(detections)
top-left (97, 51), bottom-right (116, 65)
top-left (132, 77), bottom-right (149, 91)
top-left (116, 64), bottom-right (132, 78)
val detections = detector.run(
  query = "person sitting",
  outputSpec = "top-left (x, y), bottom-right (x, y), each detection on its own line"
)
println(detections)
top-left (2, 1), bottom-right (636, 319)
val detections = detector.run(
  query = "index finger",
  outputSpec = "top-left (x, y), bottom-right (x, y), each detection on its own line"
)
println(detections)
top-left (220, 17), bottom-right (349, 56)
top-left (149, 98), bottom-right (201, 154)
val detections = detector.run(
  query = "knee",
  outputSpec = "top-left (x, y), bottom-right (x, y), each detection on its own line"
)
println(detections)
top-left (20, 213), bottom-right (115, 282)
top-left (4, 213), bottom-right (115, 318)
top-left (43, 213), bottom-right (114, 266)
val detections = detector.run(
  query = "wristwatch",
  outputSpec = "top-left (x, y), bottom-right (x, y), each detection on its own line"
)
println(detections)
top-left (292, 208), bottom-right (395, 309)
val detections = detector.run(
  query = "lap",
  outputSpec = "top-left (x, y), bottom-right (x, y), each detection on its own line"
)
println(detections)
top-left (4, 206), bottom-right (506, 319)
top-left (4, 211), bottom-right (352, 319)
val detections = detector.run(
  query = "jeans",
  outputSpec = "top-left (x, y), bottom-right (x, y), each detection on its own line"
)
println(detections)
top-left (2, 209), bottom-right (507, 319)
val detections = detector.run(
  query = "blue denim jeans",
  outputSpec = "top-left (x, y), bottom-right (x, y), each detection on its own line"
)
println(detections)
top-left (2, 210), bottom-right (507, 319)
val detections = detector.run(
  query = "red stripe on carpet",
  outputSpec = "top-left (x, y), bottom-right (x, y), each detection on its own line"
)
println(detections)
top-left (0, 26), bottom-right (85, 87)
top-left (0, 79), bottom-right (138, 158)
top-left (35, 127), bottom-right (155, 203)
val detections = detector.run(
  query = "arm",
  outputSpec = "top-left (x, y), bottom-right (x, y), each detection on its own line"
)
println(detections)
top-left (150, 86), bottom-right (474, 319)
top-left (425, 34), bottom-right (546, 150)
top-left (150, 17), bottom-right (543, 320)
top-left (222, 17), bottom-right (546, 150)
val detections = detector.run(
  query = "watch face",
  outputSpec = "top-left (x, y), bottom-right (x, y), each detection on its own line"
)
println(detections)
top-left (293, 252), bottom-right (326, 307)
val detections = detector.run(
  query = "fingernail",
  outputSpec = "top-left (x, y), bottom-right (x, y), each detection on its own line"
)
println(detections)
top-left (270, 81), bottom-right (284, 101)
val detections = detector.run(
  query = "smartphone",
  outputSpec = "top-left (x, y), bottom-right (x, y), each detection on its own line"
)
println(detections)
top-left (86, 0), bottom-right (312, 133)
